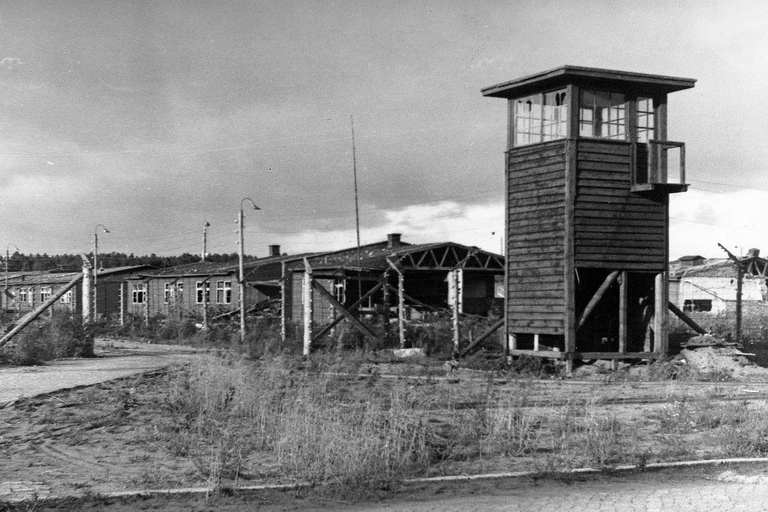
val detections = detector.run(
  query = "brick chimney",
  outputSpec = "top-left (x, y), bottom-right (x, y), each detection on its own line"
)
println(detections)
top-left (747, 248), bottom-right (760, 259)
top-left (268, 244), bottom-right (281, 257)
top-left (387, 233), bottom-right (402, 248)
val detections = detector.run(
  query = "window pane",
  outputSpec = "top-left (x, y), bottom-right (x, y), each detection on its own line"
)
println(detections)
top-left (513, 90), bottom-right (567, 146)
top-left (513, 94), bottom-right (541, 146)
top-left (580, 90), bottom-right (627, 140)
top-left (542, 90), bottom-right (568, 141)
top-left (636, 97), bottom-right (654, 143)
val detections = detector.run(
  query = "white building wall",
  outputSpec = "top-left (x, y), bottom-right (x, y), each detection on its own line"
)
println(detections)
top-left (676, 276), bottom-right (767, 314)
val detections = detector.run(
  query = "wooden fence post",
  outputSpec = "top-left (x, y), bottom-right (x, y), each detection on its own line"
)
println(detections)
top-left (387, 259), bottom-right (406, 349)
top-left (303, 258), bottom-right (313, 356)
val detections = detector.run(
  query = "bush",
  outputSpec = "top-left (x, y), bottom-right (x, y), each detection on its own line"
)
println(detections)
top-left (2, 311), bottom-right (93, 365)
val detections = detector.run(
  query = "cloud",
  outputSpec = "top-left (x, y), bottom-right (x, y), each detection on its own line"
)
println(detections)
top-left (274, 200), bottom-right (505, 257)
top-left (670, 188), bottom-right (768, 259)
top-left (0, 57), bottom-right (23, 69)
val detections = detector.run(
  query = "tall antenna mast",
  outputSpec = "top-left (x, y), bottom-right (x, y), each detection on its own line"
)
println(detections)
top-left (351, 116), bottom-right (362, 271)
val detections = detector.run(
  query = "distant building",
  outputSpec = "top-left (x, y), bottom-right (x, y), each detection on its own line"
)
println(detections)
top-left (124, 245), bottom-right (296, 320)
top-left (669, 249), bottom-right (768, 333)
top-left (3, 266), bottom-right (147, 320)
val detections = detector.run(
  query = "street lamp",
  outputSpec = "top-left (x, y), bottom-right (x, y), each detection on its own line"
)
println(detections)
top-left (239, 198), bottom-right (260, 343)
top-left (5, 243), bottom-right (19, 311)
top-left (93, 224), bottom-right (110, 317)
top-left (202, 221), bottom-right (210, 262)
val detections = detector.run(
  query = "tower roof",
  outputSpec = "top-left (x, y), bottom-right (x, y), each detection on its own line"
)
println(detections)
top-left (482, 65), bottom-right (696, 99)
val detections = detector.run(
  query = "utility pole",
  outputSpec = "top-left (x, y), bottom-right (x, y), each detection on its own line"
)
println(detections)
top-left (239, 198), bottom-right (260, 343)
top-left (719, 243), bottom-right (744, 344)
top-left (351, 116), bottom-right (362, 300)
top-left (93, 224), bottom-right (109, 318)
top-left (5, 244), bottom-right (19, 312)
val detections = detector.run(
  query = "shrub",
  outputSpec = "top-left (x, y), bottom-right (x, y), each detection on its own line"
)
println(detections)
top-left (2, 311), bottom-right (93, 365)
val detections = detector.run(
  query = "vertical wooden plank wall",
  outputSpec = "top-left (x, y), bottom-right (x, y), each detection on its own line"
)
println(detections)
top-left (574, 140), bottom-right (667, 272)
top-left (506, 139), bottom-right (567, 336)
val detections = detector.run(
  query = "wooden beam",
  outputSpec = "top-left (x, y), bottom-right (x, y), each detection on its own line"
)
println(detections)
top-left (382, 271), bottom-right (390, 341)
top-left (302, 259), bottom-right (313, 356)
top-left (509, 349), bottom-right (563, 359)
top-left (311, 281), bottom-right (384, 343)
top-left (564, 114), bottom-right (578, 374)
top-left (575, 351), bottom-right (662, 360)
top-left (312, 280), bottom-right (379, 344)
top-left (668, 301), bottom-right (707, 335)
top-left (460, 318), bottom-right (504, 357)
top-left (653, 272), bottom-right (662, 353)
top-left (451, 269), bottom-right (460, 353)
top-left (280, 261), bottom-right (287, 343)
top-left (619, 271), bottom-right (628, 355)
top-left (575, 270), bottom-right (620, 332)
top-left (0, 274), bottom-right (83, 349)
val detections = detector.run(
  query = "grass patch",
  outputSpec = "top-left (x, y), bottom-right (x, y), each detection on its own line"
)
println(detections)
top-left (1, 311), bottom-right (93, 365)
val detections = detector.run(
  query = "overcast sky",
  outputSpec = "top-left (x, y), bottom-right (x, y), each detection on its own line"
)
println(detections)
top-left (0, 0), bottom-right (766, 260)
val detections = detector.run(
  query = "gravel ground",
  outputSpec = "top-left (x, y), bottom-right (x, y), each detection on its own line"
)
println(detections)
top-left (0, 338), bottom-right (202, 406)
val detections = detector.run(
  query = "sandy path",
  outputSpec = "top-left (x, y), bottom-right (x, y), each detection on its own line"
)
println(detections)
top-left (0, 338), bottom-right (202, 406)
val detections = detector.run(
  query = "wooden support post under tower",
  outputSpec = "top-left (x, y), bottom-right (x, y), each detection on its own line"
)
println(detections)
top-left (615, 271), bottom-right (628, 370)
top-left (654, 272), bottom-right (668, 355)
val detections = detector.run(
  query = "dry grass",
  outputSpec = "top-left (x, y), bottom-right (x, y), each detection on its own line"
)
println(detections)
top-left (157, 352), bottom-right (768, 489)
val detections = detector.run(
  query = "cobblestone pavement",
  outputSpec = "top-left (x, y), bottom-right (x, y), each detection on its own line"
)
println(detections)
top-left (331, 467), bottom-right (768, 512)
top-left (0, 339), bottom-right (200, 406)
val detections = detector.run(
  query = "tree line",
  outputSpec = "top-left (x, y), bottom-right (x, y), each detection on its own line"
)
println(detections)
top-left (1, 252), bottom-right (247, 272)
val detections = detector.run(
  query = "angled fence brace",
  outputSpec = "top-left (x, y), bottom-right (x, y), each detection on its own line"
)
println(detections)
top-left (312, 281), bottom-right (384, 344)
top-left (0, 273), bottom-right (83, 350)
top-left (311, 281), bottom-right (379, 344)
top-left (460, 318), bottom-right (504, 357)
top-left (668, 301), bottom-right (707, 335)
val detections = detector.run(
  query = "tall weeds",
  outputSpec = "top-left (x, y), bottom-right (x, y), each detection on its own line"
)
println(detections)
top-left (162, 354), bottom-right (768, 489)
top-left (165, 354), bottom-right (431, 488)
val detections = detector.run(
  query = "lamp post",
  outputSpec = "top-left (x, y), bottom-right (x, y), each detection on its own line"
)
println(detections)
top-left (5, 243), bottom-right (19, 312)
top-left (93, 224), bottom-right (110, 318)
top-left (239, 198), bottom-right (260, 343)
top-left (202, 221), bottom-right (210, 262)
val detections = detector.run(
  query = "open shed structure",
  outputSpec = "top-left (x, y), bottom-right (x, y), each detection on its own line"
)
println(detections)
top-left (483, 66), bottom-right (696, 368)
top-left (283, 234), bottom-right (505, 355)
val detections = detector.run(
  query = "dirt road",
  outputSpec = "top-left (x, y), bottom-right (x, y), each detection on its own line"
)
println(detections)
top-left (0, 339), bottom-right (201, 406)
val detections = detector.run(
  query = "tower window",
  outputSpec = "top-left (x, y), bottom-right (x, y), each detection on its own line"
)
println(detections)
top-left (513, 89), bottom-right (567, 146)
top-left (580, 90), bottom-right (627, 140)
top-left (636, 97), bottom-right (655, 142)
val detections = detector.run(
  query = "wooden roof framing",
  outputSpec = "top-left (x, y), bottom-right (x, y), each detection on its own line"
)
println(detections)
top-left (390, 243), bottom-right (504, 271)
top-left (745, 257), bottom-right (768, 277)
top-left (292, 240), bottom-right (504, 274)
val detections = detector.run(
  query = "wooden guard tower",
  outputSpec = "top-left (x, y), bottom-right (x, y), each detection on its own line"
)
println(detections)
top-left (482, 66), bottom-right (696, 369)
